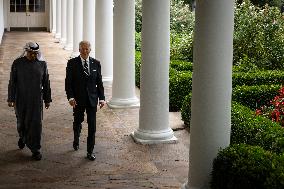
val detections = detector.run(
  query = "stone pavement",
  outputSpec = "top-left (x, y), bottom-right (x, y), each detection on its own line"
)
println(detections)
top-left (0, 32), bottom-right (189, 189)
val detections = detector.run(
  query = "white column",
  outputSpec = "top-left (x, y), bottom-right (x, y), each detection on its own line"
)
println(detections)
top-left (49, 0), bottom-right (52, 32)
top-left (51, 0), bottom-right (56, 34)
top-left (71, 0), bottom-right (83, 57)
top-left (108, 0), bottom-right (139, 108)
top-left (83, 0), bottom-right (95, 57)
top-left (131, 0), bottom-right (176, 144)
top-left (182, 1), bottom-right (234, 189)
top-left (55, 0), bottom-right (61, 39)
top-left (3, 0), bottom-right (7, 30)
top-left (64, 0), bottom-right (73, 50)
top-left (60, 0), bottom-right (67, 45)
top-left (0, 0), bottom-right (3, 43)
top-left (95, 0), bottom-right (113, 85)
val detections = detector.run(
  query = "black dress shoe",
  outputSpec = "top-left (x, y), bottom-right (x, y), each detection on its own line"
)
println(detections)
top-left (73, 142), bottom-right (79, 151)
top-left (18, 138), bottom-right (25, 149)
top-left (32, 151), bottom-right (42, 161)
top-left (86, 153), bottom-right (96, 161)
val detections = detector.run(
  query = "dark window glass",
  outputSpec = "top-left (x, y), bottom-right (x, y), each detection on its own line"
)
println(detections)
top-left (10, 0), bottom-right (45, 12)
top-left (16, 4), bottom-right (26, 12)
top-left (29, 4), bottom-right (34, 12)
top-left (28, 0), bottom-right (34, 12)
top-left (29, 0), bottom-right (44, 12)
top-left (10, 0), bottom-right (15, 12)
top-left (10, 5), bottom-right (15, 12)
top-left (38, 0), bottom-right (45, 12)
top-left (35, 5), bottom-right (43, 12)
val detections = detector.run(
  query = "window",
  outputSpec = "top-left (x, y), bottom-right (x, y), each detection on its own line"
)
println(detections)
top-left (10, 0), bottom-right (45, 12)
top-left (29, 0), bottom-right (45, 12)
top-left (10, 0), bottom-right (26, 12)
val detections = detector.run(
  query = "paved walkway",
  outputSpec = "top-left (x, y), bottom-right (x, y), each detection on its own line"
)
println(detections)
top-left (0, 32), bottom-right (189, 189)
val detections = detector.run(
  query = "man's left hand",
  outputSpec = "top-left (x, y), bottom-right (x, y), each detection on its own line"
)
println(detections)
top-left (99, 101), bottom-right (106, 109)
top-left (45, 103), bottom-right (50, 109)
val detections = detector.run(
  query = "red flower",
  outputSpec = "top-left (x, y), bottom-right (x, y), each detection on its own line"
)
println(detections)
top-left (255, 86), bottom-right (284, 127)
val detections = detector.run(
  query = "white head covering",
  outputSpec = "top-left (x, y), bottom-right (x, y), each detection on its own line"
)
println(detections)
top-left (19, 42), bottom-right (45, 61)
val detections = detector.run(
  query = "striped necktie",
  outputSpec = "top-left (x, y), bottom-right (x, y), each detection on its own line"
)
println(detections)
top-left (83, 59), bottom-right (89, 76)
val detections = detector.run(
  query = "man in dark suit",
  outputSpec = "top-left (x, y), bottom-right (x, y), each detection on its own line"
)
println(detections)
top-left (65, 41), bottom-right (105, 161)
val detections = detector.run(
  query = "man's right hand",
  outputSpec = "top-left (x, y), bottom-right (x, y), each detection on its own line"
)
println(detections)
top-left (8, 102), bottom-right (15, 107)
top-left (69, 99), bottom-right (77, 107)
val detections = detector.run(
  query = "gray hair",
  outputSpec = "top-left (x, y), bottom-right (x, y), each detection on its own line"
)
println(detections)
top-left (79, 41), bottom-right (91, 49)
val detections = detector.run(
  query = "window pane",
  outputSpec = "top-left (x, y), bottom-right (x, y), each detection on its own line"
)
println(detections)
top-left (10, 0), bottom-right (15, 12)
top-left (34, 0), bottom-right (45, 12)
top-left (16, 5), bottom-right (26, 12)
top-left (29, 4), bottom-right (34, 12)
top-left (29, 0), bottom-right (34, 5)
top-left (10, 5), bottom-right (15, 12)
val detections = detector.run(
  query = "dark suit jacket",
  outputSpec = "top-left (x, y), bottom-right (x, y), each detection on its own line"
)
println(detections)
top-left (65, 56), bottom-right (105, 108)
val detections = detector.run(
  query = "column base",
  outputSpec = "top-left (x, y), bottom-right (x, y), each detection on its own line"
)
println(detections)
top-left (60, 38), bottom-right (66, 45)
top-left (182, 181), bottom-right (209, 189)
top-left (131, 128), bottom-right (177, 144)
top-left (181, 181), bottom-right (189, 189)
top-left (51, 29), bottom-right (56, 34)
top-left (108, 97), bottom-right (140, 109)
top-left (55, 33), bottom-right (61, 39)
top-left (64, 43), bottom-right (73, 51)
top-left (102, 76), bottom-right (113, 86)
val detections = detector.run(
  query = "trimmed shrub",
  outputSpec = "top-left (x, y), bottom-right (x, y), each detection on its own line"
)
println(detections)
top-left (170, 60), bottom-right (193, 72)
top-left (232, 84), bottom-right (281, 109)
top-left (182, 100), bottom-right (284, 153)
top-left (135, 51), bottom-right (142, 88)
top-left (264, 154), bottom-right (284, 189)
top-left (232, 70), bottom-right (284, 87)
top-left (169, 71), bottom-right (192, 111)
top-left (230, 102), bottom-right (284, 154)
top-left (211, 144), bottom-right (278, 189)
top-left (181, 93), bottom-right (192, 126)
top-left (135, 51), bottom-right (192, 112)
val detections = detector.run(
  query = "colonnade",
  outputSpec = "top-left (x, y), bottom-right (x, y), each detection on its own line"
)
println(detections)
top-left (1, 0), bottom-right (234, 188)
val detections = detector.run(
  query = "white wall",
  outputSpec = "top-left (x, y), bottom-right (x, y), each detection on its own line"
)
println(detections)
top-left (0, 0), bottom-right (4, 44)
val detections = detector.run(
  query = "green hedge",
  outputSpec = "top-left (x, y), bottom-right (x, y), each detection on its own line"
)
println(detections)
top-left (232, 84), bottom-right (281, 109)
top-left (181, 93), bottom-right (192, 126)
top-left (135, 51), bottom-right (142, 88)
top-left (182, 99), bottom-right (284, 153)
top-left (135, 52), bottom-right (192, 111)
top-left (211, 144), bottom-right (284, 189)
top-left (233, 70), bottom-right (284, 87)
top-left (169, 71), bottom-right (192, 111)
top-left (231, 102), bottom-right (284, 154)
top-left (181, 85), bottom-right (280, 127)
top-left (170, 60), bottom-right (193, 72)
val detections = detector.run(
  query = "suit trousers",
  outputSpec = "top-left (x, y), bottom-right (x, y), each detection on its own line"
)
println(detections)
top-left (73, 105), bottom-right (97, 154)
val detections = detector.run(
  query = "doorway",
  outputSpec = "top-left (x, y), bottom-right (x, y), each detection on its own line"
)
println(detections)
top-left (8, 0), bottom-right (48, 31)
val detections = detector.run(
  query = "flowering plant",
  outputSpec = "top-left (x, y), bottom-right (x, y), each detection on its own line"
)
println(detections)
top-left (256, 86), bottom-right (284, 127)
